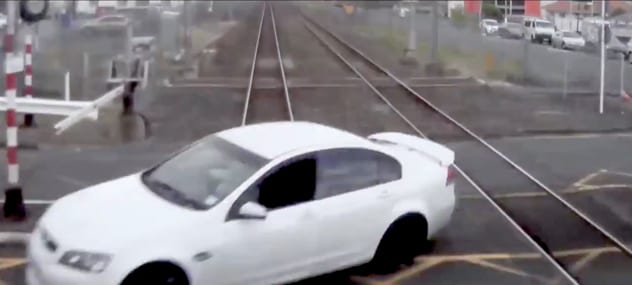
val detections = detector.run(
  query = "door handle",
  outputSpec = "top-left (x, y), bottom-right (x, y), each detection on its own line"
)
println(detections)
top-left (378, 190), bottom-right (390, 199)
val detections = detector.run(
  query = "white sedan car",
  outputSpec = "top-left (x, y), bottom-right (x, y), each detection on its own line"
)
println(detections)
top-left (27, 121), bottom-right (456, 285)
top-left (80, 14), bottom-right (129, 32)
top-left (552, 30), bottom-right (586, 50)
top-left (480, 19), bottom-right (499, 36)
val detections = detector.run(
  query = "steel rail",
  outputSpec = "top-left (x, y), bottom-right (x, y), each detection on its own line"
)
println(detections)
top-left (302, 18), bottom-right (580, 285)
top-left (269, 5), bottom-right (294, 122)
top-left (241, 3), bottom-right (266, 126)
top-left (302, 12), bottom-right (632, 262)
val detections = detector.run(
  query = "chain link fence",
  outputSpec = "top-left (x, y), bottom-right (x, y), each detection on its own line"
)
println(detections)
top-left (313, 1), bottom-right (632, 99)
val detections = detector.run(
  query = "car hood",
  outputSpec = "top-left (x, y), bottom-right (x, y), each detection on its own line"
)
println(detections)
top-left (564, 37), bottom-right (585, 43)
top-left (38, 174), bottom-right (200, 252)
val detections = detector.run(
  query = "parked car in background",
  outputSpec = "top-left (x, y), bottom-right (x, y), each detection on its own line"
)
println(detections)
top-left (396, 5), bottom-right (410, 18)
top-left (552, 30), bottom-right (586, 50)
top-left (0, 13), bottom-right (7, 29)
top-left (499, 22), bottom-right (523, 39)
top-left (499, 15), bottom-right (524, 40)
top-left (524, 17), bottom-right (555, 44)
top-left (80, 14), bottom-right (130, 33)
top-left (480, 19), bottom-right (499, 36)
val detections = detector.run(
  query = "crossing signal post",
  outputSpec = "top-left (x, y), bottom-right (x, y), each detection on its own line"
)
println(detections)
top-left (3, 0), bottom-right (49, 220)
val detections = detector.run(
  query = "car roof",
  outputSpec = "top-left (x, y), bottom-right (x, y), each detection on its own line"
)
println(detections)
top-left (217, 121), bottom-right (371, 159)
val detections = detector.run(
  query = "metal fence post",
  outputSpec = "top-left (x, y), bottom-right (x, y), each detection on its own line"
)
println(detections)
top-left (563, 51), bottom-right (568, 99)
top-left (621, 52), bottom-right (626, 97)
top-left (82, 52), bottom-right (89, 98)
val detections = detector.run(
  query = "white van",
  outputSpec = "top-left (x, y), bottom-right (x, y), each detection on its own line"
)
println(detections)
top-left (523, 17), bottom-right (555, 44)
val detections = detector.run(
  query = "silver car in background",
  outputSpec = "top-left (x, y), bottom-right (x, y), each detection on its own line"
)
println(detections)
top-left (499, 15), bottom-right (524, 40)
top-left (552, 31), bottom-right (586, 50)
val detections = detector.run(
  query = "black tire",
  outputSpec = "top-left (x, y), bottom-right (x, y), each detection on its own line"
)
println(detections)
top-left (371, 215), bottom-right (429, 273)
top-left (121, 262), bottom-right (189, 285)
top-left (561, 42), bottom-right (566, 49)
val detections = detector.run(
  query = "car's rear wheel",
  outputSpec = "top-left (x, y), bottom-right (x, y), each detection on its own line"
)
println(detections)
top-left (371, 214), bottom-right (429, 273)
top-left (121, 262), bottom-right (189, 285)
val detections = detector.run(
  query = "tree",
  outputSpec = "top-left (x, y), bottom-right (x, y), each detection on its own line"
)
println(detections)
top-left (482, 2), bottom-right (503, 21)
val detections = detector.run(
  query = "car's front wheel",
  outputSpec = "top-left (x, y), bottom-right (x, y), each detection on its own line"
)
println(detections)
top-left (371, 214), bottom-right (430, 273)
top-left (121, 262), bottom-right (189, 285)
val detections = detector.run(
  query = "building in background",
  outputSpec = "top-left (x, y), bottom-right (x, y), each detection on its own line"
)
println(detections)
top-left (542, 0), bottom-right (632, 32)
top-left (464, 0), bottom-right (545, 17)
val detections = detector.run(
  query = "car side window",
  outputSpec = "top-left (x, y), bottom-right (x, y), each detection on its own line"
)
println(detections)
top-left (377, 152), bottom-right (402, 183)
top-left (229, 155), bottom-right (317, 217)
top-left (257, 157), bottom-right (317, 210)
top-left (315, 148), bottom-right (401, 200)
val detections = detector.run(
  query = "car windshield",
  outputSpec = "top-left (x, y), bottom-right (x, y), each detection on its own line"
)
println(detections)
top-left (484, 20), bottom-right (498, 26)
top-left (141, 135), bottom-right (268, 210)
top-left (536, 21), bottom-right (553, 28)
top-left (563, 31), bottom-right (581, 38)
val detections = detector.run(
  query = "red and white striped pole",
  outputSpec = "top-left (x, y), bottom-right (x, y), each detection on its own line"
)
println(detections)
top-left (23, 29), bottom-right (35, 127)
top-left (3, 0), bottom-right (26, 220)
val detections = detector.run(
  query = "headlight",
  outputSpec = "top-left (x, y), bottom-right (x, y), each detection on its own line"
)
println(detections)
top-left (58, 250), bottom-right (112, 273)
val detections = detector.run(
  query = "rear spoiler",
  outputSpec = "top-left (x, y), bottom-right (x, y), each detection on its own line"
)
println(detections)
top-left (368, 132), bottom-right (455, 167)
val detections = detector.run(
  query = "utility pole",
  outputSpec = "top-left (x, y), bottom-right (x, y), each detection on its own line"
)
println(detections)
top-left (431, 0), bottom-right (438, 63)
top-left (599, 0), bottom-right (605, 114)
top-left (402, 0), bottom-right (417, 65)
top-left (479, 0), bottom-right (483, 22)
top-left (569, 0), bottom-right (573, 31)
top-left (621, 52), bottom-right (626, 98)
top-left (420, 0), bottom-right (441, 74)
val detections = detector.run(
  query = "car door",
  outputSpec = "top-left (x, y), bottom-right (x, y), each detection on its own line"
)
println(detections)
top-left (207, 155), bottom-right (320, 285)
top-left (308, 148), bottom-right (403, 272)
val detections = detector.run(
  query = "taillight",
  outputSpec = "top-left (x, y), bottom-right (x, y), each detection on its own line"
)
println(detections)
top-left (446, 165), bottom-right (456, 186)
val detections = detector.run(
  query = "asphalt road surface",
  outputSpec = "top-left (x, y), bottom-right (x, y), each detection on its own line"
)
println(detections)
top-left (2, 134), bottom-right (632, 284)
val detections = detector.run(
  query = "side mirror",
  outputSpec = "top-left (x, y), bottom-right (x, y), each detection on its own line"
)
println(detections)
top-left (238, 202), bottom-right (267, 220)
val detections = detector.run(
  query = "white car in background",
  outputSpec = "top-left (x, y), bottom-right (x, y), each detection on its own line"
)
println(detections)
top-left (552, 30), bottom-right (586, 50)
top-left (26, 121), bottom-right (456, 285)
top-left (80, 14), bottom-right (130, 33)
top-left (397, 6), bottom-right (410, 18)
top-left (524, 17), bottom-right (555, 44)
top-left (480, 18), bottom-right (499, 36)
top-left (0, 13), bottom-right (7, 29)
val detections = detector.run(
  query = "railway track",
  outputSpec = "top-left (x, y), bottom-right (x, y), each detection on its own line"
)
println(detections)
top-left (299, 9), bottom-right (632, 285)
top-left (242, 3), bottom-right (293, 126)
